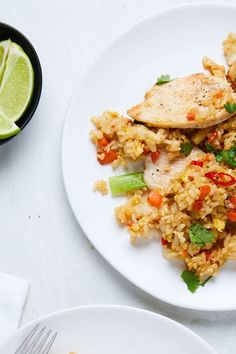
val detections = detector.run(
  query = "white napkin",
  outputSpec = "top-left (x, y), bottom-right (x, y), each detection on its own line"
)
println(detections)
top-left (0, 273), bottom-right (29, 343)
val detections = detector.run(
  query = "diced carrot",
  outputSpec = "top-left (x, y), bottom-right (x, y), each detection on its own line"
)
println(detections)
top-left (207, 131), bottom-right (218, 143)
top-left (188, 176), bottom-right (194, 181)
top-left (97, 150), bottom-right (117, 165)
top-left (182, 250), bottom-right (188, 257)
top-left (192, 199), bottom-right (203, 212)
top-left (187, 111), bottom-right (195, 121)
top-left (205, 250), bottom-right (212, 261)
top-left (214, 90), bottom-right (224, 99)
top-left (151, 151), bottom-right (161, 163)
top-left (204, 153), bottom-right (213, 163)
top-left (98, 137), bottom-right (110, 147)
top-left (161, 237), bottom-right (168, 246)
top-left (148, 191), bottom-right (163, 208)
top-left (143, 146), bottom-right (150, 155)
top-left (226, 212), bottom-right (236, 222)
top-left (199, 185), bottom-right (211, 200)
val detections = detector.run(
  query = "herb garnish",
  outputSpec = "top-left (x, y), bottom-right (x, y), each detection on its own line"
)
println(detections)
top-left (224, 102), bottom-right (236, 114)
top-left (181, 270), bottom-right (212, 293)
top-left (156, 74), bottom-right (171, 85)
top-left (215, 146), bottom-right (236, 168)
top-left (204, 142), bottom-right (236, 168)
top-left (181, 270), bottom-right (200, 293)
top-left (180, 142), bottom-right (193, 156)
top-left (189, 223), bottom-right (214, 247)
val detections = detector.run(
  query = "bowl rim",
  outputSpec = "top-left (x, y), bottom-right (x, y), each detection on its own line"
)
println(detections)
top-left (0, 21), bottom-right (42, 143)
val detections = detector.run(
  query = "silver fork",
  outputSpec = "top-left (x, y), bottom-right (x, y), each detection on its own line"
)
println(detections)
top-left (15, 324), bottom-right (57, 354)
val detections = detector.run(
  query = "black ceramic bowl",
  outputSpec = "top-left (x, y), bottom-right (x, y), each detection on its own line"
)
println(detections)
top-left (0, 22), bottom-right (42, 144)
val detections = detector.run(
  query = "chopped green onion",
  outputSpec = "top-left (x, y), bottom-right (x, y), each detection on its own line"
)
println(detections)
top-left (109, 172), bottom-right (146, 196)
top-left (180, 142), bottom-right (193, 156)
top-left (224, 102), bottom-right (236, 114)
top-left (156, 74), bottom-right (171, 85)
top-left (189, 223), bottom-right (214, 247)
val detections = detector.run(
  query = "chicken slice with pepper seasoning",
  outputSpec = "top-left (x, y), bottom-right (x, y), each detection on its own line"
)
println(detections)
top-left (128, 73), bottom-right (236, 129)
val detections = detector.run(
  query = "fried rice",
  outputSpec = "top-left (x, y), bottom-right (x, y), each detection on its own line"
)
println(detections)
top-left (89, 33), bottom-right (236, 291)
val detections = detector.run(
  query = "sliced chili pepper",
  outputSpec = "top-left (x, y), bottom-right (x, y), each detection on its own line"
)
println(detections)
top-left (151, 151), bottom-right (161, 163)
top-left (226, 212), bottom-right (236, 222)
top-left (161, 237), bottom-right (168, 246)
top-left (204, 172), bottom-right (236, 186)
top-left (187, 112), bottom-right (195, 121)
top-left (191, 160), bottom-right (203, 167)
top-left (207, 131), bottom-right (218, 143)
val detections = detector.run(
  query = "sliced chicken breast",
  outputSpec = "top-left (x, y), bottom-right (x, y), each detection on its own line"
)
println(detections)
top-left (144, 148), bottom-right (201, 191)
top-left (128, 73), bottom-right (236, 129)
top-left (223, 32), bottom-right (236, 89)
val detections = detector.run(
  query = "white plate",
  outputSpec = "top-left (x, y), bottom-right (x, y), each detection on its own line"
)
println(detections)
top-left (0, 305), bottom-right (216, 354)
top-left (62, 3), bottom-right (236, 311)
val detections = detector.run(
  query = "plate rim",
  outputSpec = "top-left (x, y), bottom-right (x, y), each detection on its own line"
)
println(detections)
top-left (61, 2), bottom-right (236, 312)
top-left (0, 305), bottom-right (216, 353)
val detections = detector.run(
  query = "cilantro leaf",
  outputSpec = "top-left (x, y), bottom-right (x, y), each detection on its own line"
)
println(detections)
top-left (221, 147), bottom-right (236, 168)
top-left (180, 142), bottom-right (193, 156)
top-left (181, 270), bottom-right (201, 293)
top-left (189, 223), bottom-right (214, 247)
top-left (224, 102), bottom-right (236, 114)
top-left (156, 74), bottom-right (171, 85)
top-left (215, 152), bottom-right (223, 162)
top-left (181, 271), bottom-right (212, 293)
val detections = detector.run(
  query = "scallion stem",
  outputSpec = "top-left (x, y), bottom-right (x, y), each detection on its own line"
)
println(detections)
top-left (109, 172), bottom-right (146, 196)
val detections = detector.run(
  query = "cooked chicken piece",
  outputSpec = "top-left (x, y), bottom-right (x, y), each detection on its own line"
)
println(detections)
top-left (144, 148), bottom-right (201, 191)
top-left (202, 56), bottom-right (225, 78)
top-left (127, 73), bottom-right (236, 129)
top-left (223, 32), bottom-right (236, 89)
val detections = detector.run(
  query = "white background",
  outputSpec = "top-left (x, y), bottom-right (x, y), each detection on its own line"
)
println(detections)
top-left (1, 1), bottom-right (236, 353)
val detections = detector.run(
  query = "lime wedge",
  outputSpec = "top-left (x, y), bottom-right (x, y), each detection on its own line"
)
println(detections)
top-left (0, 39), bottom-right (11, 84)
top-left (0, 42), bottom-right (34, 122)
top-left (0, 110), bottom-right (20, 139)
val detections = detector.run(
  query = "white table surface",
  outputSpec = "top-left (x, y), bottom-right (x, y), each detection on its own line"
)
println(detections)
top-left (1, 0), bottom-right (236, 353)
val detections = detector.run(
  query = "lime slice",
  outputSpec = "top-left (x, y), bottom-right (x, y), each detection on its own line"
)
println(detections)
top-left (0, 42), bottom-right (34, 122)
top-left (0, 110), bottom-right (20, 139)
top-left (0, 39), bottom-right (11, 84)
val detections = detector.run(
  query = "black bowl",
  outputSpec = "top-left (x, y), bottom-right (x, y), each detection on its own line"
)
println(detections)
top-left (0, 22), bottom-right (42, 144)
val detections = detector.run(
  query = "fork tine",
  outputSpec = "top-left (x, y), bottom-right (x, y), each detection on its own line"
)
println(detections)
top-left (25, 326), bottom-right (46, 354)
top-left (34, 329), bottom-right (52, 353)
top-left (15, 324), bottom-right (40, 353)
top-left (42, 332), bottom-right (57, 354)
